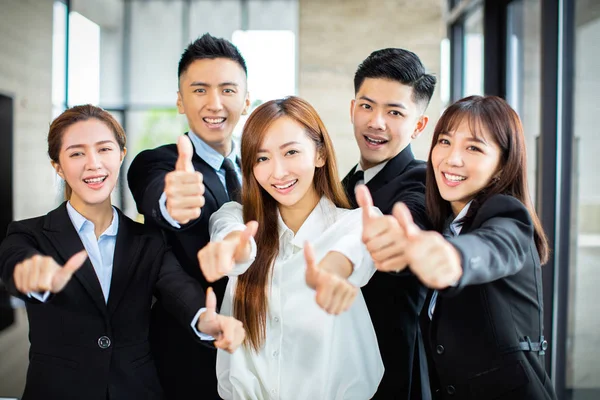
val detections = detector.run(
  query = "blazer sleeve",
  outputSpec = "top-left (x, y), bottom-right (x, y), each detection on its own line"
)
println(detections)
top-left (0, 221), bottom-right (45, 301)
top-left (442, 194), bottom-right (535, 297)
top-left (153, 240), bottom-right (210, 343)
top-left (127, 147), bottom-right (203, 232)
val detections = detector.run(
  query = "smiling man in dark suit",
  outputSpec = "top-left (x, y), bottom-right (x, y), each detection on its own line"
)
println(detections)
top-left (341, 48), bottom-right (436, 400)
top-left (127, 33), bottom-right (250, 399)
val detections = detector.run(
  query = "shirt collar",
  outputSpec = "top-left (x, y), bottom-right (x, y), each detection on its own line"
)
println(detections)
top-left (66, 201), bottom-right (119, 237)
top-left (276, 197), bottom-right (337, 248)
top-left (448, 200), bottom-right (473, 236)
top-left (187, 131), bottom-right (238, 172)
top-left (355, 160), bottom-right (389, 184)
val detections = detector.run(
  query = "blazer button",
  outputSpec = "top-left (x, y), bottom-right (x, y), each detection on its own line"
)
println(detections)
top-left (436, 344), bottom-right (445, 354)
top-left (98, 336), bottom-right (111, 349)
top-left (446, 385), bottom-right (456, 395)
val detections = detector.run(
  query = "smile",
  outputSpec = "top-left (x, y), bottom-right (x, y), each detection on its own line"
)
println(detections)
top-left (272, 180), bottom-right (297, 190)
top-left (83, 176), bottom-right (107, 184)
top-left (364, 135), bottom-right (388, 145)
top-left (203, 117), bottom-right (226, 124)
top-left (443, 172), bottom-right (466, 182)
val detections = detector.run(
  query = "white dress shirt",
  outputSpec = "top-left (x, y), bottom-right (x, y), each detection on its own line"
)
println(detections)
top-left (210, 198), bottom-right (384, 400)
top-left (354, 160), bottom-right (389, 185)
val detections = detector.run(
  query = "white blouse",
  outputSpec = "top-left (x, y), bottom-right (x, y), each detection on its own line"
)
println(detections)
top-left (210, 197), bottom-right (384, 400)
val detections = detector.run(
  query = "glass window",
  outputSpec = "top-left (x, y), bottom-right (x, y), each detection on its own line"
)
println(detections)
top-left (463, 6), bottom-right (484, 96)
top-left (568, 1), bottom-right (600, 398)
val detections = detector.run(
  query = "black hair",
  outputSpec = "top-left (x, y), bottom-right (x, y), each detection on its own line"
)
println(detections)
top-left (178, 33), bottom-right (247, 79)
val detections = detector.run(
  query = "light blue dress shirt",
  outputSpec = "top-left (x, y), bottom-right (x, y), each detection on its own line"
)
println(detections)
top-left (159, 132), bottom-right (242, 228)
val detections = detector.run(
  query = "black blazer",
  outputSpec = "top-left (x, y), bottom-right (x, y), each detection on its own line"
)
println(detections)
top-left (127, 134), bottom-right (231, 399)
top-left (421, 194), bottom-right (556, 400)
top-left (0, 203), bottom-right (206, 400)
top-left (342, 145), bottom-right (429, 400)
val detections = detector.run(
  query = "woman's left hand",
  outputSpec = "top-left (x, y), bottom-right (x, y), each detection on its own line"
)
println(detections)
top-left (304, 242), bottom-right (358, 315)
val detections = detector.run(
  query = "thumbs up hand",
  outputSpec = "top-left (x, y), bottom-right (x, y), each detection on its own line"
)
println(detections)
top-left (13, 250), bottom-right (88, 295)
top-left (197, 221), bottom-right (258, 282)
top-left (356, 185), bottom-right (410, 273)
top-left (197, 287), bottom-right (245, 353)
top-left (304, 242), bottom-right (358, 315)
top-left (165, 135), bottom-right (206, 224)
top-left (392, 203), bottom-right (463, 289)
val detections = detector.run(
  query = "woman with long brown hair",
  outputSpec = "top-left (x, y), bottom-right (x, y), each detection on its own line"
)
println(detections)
top-left (359, 95), bottom-right (556, 399)
top-left (198, 96), bottom-right (384, 399)
top-left (0, 105), bottom-right (245, 400)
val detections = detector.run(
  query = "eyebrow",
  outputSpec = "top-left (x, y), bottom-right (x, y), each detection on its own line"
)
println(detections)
top-left (440, 131), bottom-right (489, 145)
top-left (257, 141), bottom-right (301, 153)
top-left (359, 95), bottom-right (407, 110)
top-left (189, 81), bottom-right (240, 87)
top-left (65, 140), bottom-right (116, 151)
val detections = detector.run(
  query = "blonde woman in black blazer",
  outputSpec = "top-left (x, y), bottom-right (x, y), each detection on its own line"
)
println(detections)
top-left (0, 105), bottom-right (245, 400)
top-left (359, 95), bottom-right (556, 399)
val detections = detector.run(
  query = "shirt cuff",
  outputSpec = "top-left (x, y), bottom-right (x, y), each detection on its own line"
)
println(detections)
top-left (28, 291), bottom-right (51, 302)
top-left (159, 192), bottom-right (182, 229)
top-left (191, 307), bottom-right (216, 341)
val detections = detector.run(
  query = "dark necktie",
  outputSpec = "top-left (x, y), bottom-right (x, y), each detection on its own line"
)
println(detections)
top-left (346, 170), bottom-right (364, 208)
top-left (221, 158), bottom-right (241, 202)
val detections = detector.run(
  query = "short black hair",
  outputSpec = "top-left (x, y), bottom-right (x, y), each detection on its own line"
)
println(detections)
top-left (178, 33), bottom-right (248, 79)
top-left (354, 48), bottom-right (436, 109)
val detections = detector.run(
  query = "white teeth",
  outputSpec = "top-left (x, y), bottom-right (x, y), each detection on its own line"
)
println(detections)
top-left (274, 180), bottom-right (297, 189)
top-left (365, 136), bottom-right (387, 144)
top-left (204, 117), bottom-right (225, 124)
top-left (84, 176), bottom-right (106, 184)
top-left (444, 173), bottom-right (466, 182)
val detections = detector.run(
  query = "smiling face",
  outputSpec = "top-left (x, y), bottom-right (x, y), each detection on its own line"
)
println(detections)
top-left (177, 58), bottom-right (250, 156)
top-left (431, 119), bottom-right (502, 216)
top-left (252, 116), bottom-right (324, 213)
top-left (53, 119), bottom-right (125, 211)
top-left (350, 78), bottom-right (428, 170)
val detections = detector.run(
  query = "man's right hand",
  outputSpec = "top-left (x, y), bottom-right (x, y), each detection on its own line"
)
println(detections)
top-left (13, 250), bottom-right (88, 294)
top-left (165, 135), bottom-right (206, 224)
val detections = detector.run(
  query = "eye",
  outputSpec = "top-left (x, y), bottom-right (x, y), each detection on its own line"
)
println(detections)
top-left (223, 88), bottom-right (236, 94)
top-left (69, 152), bottom-right (84, 158)
top-left (256, 156), bottom-right (268, 163)
top-left (389, 110), bottom-right (404, 117)
top-left (193, 88), bottom-right (206, 93)
top-left (437, 138), bottom-right (450, 145)
top-left (360, 103), bottom-right (372, 110)
top-left (467, 145), bottom-right (482, 152)
top-left (285, 150), bottom-right (299, 156)
top-left (99, 147), bottom-right (113, 152)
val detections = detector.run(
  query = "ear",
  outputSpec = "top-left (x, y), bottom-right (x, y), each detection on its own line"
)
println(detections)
top-left (411, 115), bottom-right (429, 140)
top-left (120, 147), bottom-right (128, 163)
top-left (51, 160), bottom-right (65, 180)
top-left (242, 92), bottom-right (251, 116)
top-left (176, 92), bottom-right (185, 115)
top-left (315, 148), bottom-right (326, 168)
top-left (350, 99), bottom-right (356, 124)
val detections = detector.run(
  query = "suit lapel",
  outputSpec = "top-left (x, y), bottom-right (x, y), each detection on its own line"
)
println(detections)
top-left (42, 203), bottom-right (107, 316)
top-left (106, 210), bottom-right (143, 316)
top-left (186, 133), bottom-right (230, 206)
top-left (342, 165), bottom-right (359, 206)
top-left (366, 144), bottom-right (417, 195)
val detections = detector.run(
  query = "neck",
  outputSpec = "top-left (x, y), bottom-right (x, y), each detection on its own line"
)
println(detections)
top-left (278, 189), bottom-right (320, 234)
top-left (69, 196), bottom-right (114, 239)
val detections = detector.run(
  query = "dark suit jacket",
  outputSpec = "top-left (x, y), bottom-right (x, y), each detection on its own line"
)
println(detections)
top-left (0, 203), bottom-right (207, 400)
top-left (421, 195), bottom-right (556, 400)
top-left (342, 145), bottom-right (429, 400)
top-left (127, 134), bottom-right (230, 399)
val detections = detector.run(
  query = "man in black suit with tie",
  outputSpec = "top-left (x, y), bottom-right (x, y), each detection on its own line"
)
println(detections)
top-left (127, 33), bottom-right (250, 399)
top-left (341, 48), bottom-right (436, 400)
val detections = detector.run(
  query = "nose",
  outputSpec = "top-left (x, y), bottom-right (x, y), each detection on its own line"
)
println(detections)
top-left (271, 157), bottom-right (288, 180)
top-left (206, 90), bottom-right (223, 112)
top-left (85, 151), bottom-right (102, 170)
top-left (445, 145), bottom-right (464, 167)
top-left (367, 111), bottom-right (386, 131)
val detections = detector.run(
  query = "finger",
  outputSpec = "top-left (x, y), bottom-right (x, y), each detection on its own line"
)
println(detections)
top-left (63, 250), bottom-right (88, 274)
top-left (316, 278), bottom-right (335, 314)
top-left (355, 184), bottom-right (375, 224)
top-left (204, 287), bottom-right (217, 323)
top-left (339, 285), bottom-right (357, 314)
top-left (175, 135), bottom-right (195, 173)
top-left (377, 255), bottom-right (410, 272)
top-left (27, 257), bottom-right (41, 293)
top-left (304, 242), bottom-right (320, 288)
top-left (13, 262), bottom-right (25, 293)
top-left (392, 202), bottom-right (420, 238)
top-left (38, 257), bottom-right (55, 292)
top-left (236, 221), bottom-right (258, 255)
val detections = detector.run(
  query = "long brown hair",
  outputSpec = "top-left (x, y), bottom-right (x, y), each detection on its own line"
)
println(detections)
top-left (425, 95), bottom-right (549, 264)
top-left (48, 104), bottom-right (126, 200)
top-left (236, 96), bottom-right (350, 351)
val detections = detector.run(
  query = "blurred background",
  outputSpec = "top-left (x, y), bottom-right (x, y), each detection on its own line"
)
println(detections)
top-left (0, 0), bottom-right (598, 399)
